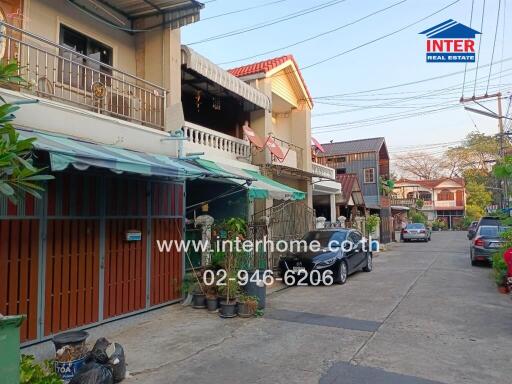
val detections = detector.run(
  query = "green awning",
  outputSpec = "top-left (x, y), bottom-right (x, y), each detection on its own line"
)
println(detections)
top-left (194, 159), bottom-right (305, 201)
top-left (18, 128), bottom-right (212, 179)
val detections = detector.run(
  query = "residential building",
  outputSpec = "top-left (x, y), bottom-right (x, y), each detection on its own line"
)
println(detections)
top-left (392, 178), bottom-right (466, 228)
top-left (0, 0), bottom-right (208, 345)
top-left (317, 137), bottom-right (392, 242)
top-left (228, 55), bottom-right (315, 211)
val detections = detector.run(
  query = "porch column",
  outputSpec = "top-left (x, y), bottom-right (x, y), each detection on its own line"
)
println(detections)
top-left (330, 194), bottom-right (336, 223)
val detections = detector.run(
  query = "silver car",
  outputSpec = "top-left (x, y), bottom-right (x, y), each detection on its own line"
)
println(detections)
top-left (401, 223), bottom-right (431, 242)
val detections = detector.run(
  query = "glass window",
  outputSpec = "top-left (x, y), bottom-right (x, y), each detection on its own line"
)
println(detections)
top-left (406, 223), bottom-right (425, 229)
top-left (364, 168), bottom-right (375, 183)
top-left (302, 231), bottom-right (347, 247)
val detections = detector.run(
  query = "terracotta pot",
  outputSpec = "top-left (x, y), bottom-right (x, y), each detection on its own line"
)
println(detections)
top-left (497, 285), bottom-right (509, 294)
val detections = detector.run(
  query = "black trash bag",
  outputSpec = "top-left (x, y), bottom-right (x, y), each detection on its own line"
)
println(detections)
top-left (109, 343), bottom-right (126, 383)
top-left (90, 337), bottom-right (111, 364)
top-left (69, 362), bottom-right (113, 384)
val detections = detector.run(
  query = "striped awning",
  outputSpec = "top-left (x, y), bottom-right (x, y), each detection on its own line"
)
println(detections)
top-left (194, 159), bottom-right (305, 201)
top-left (17, 129), bottom-right (213, 179)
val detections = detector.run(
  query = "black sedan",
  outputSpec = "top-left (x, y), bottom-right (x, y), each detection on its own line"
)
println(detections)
top-left (278, 228), bottom-right (372, 285)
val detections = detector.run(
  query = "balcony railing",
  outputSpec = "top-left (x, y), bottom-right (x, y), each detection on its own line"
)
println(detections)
top-left (270, 136), bottom-right (303, 170)
top-left (0, 21), bottom-right (166, 129)
top-left (435, 200), bottom-right (458, 208)
top-left (312, 162), bottom-right (335, 179)
top-left (182, 122), bottom-right (251, 161)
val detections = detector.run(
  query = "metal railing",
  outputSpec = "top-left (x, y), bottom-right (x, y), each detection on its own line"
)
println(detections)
top-left (0, 21), bottom-right (166, 129)
top-left (270, 136), bottom-right (303, 170)
top-left (182, 122), bottom-right (251, 159)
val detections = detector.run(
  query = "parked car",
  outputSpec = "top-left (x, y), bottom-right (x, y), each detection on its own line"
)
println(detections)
top-left (470, 225), bottom-right (508, 265)
top-left (401, 223), bottom-right (431, 242)
top-left (467, 221), bottom-right (478, 240)
top-left (278, 228), bottom-right (372, 285)
top-left (467, 216), bottom-right (501, 240)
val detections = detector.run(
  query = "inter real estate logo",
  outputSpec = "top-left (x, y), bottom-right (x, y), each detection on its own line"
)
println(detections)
top-left (419, 19), bottom-right (481, 63)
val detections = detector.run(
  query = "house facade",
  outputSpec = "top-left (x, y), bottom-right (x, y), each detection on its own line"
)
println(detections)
top-left (317, 137), bottom-right (392, 242)
top-left (0, 0), bottom-right (210, 345)
top-left (392, 178), bottom-right (466, 228)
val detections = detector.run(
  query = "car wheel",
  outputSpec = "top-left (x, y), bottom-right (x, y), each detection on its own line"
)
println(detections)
top-left (363, 253), bottom-right (373, 272)
top-left (337, 260), bottom-right (348, 284)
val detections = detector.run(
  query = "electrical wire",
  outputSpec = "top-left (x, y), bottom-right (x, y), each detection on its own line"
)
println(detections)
top-left (461, 0), bottom-right (475, 97)
top-left (217, 0), bottom-right (408, 65)
top-left (300, 0), bottom-right (461, 70)
top-left (486, 0), bottom-right (502, 94)
top-left (186, 0), bottom-right (347, 45)
top-left (200, 0), bottom-right (288, 22)
top-left (499, 0), bottom-right (507, 90)
top-left (306, 56), bottom-right (512, 101)
top-left (472, 0), bottom-right (487, 95)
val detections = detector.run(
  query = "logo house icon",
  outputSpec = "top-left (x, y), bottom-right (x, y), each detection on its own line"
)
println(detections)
top-left (419, 19), bottom-right (481, 63)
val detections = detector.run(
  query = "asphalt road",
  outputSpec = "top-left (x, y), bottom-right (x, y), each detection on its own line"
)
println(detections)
top-left (28, 231), bottom-right (512, 383)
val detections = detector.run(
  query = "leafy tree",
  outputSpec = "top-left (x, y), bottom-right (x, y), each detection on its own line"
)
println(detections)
top-left (466, 181), bottom-right (493, 210)
top-left (465, 204), bottom-right (485, 220)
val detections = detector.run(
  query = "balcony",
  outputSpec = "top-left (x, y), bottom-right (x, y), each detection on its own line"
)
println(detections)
top-left (182, 122), bottom-right (251, 162)
top-left (435, 200), bottom-right (459, 208)
top-left (390, 198), bottom-right (434, 210)
top-left (269, 136), bottom-right (303, 169)
top-left (0, 22), bottom-right (166, 129)
top-left (312, 162), bottom-right (335, 179)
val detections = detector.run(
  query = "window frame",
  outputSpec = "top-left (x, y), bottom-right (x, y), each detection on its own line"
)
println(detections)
top-left (363, 167), bottom-right (376, 184)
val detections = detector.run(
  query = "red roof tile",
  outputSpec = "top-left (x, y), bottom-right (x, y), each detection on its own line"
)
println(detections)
top-left (228, 55), bottom-right (313, 106)
top-left (397, 178), bottom-right (465, 189)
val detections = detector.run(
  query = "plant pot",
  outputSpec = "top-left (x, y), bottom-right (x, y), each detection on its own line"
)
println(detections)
top-left (206, 296), bottom-right (218, 312)
top-left (237, 302), bottom-right (256, 318)
top-left (497, 285), bottom-right (509, 294)
top-left (219, 300), bottom-right (238, 318)
top-left (217, 295), bottom-right (226, 306)
top-left (192, 293), bottom-right (206, 308)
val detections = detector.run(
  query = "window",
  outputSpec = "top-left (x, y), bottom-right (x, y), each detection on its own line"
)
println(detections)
top-left (437, 189), bottom-right (454, 201)
top-left (336, 168), bottom-right (346, 175)
top-left (363, 168), bottom-right (375, 183)
top-left (59, 25), bottom-right (113, 89)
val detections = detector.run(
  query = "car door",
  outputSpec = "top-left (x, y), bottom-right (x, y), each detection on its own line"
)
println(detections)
top-left (350, 231), bottom-right (366, 268)
top-left (346, 232), bottom-right (363, 271)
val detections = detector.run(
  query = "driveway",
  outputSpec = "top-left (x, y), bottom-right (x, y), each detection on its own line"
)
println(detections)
top-left (28, 231), bottom-right (512, 383)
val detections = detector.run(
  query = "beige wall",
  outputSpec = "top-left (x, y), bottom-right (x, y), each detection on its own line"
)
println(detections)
top-left (24, 0), bottom-right (137, 76)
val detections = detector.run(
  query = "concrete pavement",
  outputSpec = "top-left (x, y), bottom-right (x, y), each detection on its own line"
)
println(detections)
top-left (26, 231), bottom-right (512, 383)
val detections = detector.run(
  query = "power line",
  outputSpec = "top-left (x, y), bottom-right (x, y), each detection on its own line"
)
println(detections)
top-left (486, 0), bottom-right (502, 93)
top-left (499, 0), bottom-right (507, 90)
top-left (306, 56), bottom-right (512, 100)
top-left (472, 0), bottom-right (487, 95)
top-left (200, 0), bottom-right (287, 21)
top-left (300, 0), bottom-right (461, 71)
top-left (461, 0), bottom-right (475, 97)
top-left (217, 0), bottom-right (408, 65)
top-left (186, 0), bottom-right (347, 45)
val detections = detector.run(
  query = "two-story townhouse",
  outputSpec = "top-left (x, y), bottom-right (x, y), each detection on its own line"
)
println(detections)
top-left (228, 56), bottom-right (315, 210)
top-left (177, 47), bottom-right (308, 268)
top-left (393, 178), bottom-right (466, 229)
top-left (0, 0), bottom-right (216, 345)
top-left (317, 137), bottom-right (393, 242)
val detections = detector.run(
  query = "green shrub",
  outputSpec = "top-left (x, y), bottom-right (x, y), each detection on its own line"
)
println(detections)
top-left (20, 355), bottom-right (61, 384)
top-left (492, 252), bottom-right (508, 286)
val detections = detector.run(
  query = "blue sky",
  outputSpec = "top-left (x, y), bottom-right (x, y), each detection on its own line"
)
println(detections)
top-left (181, 0), bottom-right (511, 155)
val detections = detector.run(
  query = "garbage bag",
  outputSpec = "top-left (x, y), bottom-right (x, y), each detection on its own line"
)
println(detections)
top-left (69, 362), bottom-right (113, 384)
top-left (90, 337), bottom-right (111, 364)
top-left (109, 343), bottom-right (126, 382)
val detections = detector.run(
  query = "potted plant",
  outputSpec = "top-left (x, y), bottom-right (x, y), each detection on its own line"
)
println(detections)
top-left (237, 294), bottom-right (259, 318)
top-left (191, 278), bottom-right (207, 309)
top-left (205, 285), bottom-right (218, 312)
top-left (218, 270), bottom-right (239, 318)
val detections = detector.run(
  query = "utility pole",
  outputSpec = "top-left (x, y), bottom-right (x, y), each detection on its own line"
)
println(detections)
top-left (460, 92), bottom-right (508, 208)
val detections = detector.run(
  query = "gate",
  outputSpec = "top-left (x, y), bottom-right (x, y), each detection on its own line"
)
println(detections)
top-left (249, 200), bottom-right (316, 270)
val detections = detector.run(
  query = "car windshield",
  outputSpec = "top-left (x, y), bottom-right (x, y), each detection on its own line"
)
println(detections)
top-left (479, 226), bottom-right (509, 237)
top-left (406, 223), bottom-right (425, 229)
top-left (302, 231), bottom-right (347, 247)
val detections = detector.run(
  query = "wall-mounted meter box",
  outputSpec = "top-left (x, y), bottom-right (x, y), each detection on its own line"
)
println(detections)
top-left (125, 230), bottom-right (142, 242)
